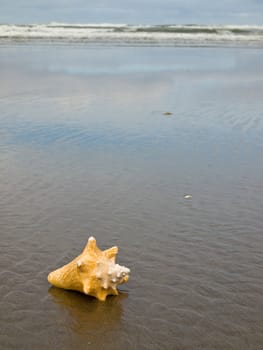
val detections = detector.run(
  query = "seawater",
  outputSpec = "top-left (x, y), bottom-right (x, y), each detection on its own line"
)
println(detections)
top-left (0, 44), bottom-right (263, 349)
top-left (0, 23), bottom-right (263, 47)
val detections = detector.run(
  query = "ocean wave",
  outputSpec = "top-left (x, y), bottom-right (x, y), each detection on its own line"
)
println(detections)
top-left (0, 23), bottom-right (263, 46)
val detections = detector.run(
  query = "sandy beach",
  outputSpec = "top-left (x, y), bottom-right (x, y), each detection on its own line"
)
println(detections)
top-left (0, 43), bottom-right (263, 349)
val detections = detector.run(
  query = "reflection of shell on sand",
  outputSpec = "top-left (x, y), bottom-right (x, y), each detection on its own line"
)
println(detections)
top-left (48, 236), bottom-right (130, 301)
top-left (48, 286), bottom-right (128, 335)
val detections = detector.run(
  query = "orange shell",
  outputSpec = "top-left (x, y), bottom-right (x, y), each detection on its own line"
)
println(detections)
top-left (48, 237), bottom-right (130, 301)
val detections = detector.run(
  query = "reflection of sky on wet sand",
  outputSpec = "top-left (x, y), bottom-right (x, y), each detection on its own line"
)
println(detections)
top-left (1, 45), bottom-right (263, 194)
top-left (1, 45), bottom-right (263, 146)
top-left (1, 46), bottom-right (263, 202)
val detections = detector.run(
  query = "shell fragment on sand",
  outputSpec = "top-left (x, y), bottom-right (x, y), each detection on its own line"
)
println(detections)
top-left (184, 194), bottom-right (192, 199)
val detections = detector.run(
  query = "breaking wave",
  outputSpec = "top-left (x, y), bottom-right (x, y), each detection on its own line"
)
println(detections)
top-left (0, 23), bottom-right (263, 47)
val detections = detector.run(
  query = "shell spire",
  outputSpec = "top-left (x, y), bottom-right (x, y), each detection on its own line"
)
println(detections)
top-left (48, 236), bottom-right (130, 301)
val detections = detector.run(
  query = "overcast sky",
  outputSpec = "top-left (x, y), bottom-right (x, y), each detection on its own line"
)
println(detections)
top-left (0, 0), bottom-right (263, 25)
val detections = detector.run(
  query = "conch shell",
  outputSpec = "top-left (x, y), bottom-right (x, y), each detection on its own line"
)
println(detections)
top-left (48, 236), bottom-right (130, 301)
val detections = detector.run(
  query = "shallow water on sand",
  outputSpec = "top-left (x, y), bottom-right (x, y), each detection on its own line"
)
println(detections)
top-left (0, 45), bottom-right (263, 350)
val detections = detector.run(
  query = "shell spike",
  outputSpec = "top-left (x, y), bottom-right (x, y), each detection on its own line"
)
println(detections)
top-left (96, 290), bottom-right (108, 302)
top-left (83, 236), bottom-right (100, 254)
top-left (104, 246), bottom-right (118, 261)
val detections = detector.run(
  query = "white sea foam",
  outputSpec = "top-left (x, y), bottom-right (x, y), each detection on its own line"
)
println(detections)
top-left (0, 23), bottom-right (263, 46)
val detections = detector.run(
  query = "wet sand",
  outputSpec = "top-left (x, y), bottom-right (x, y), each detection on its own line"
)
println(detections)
top-left (0, 44), bottom-right (263, 349)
